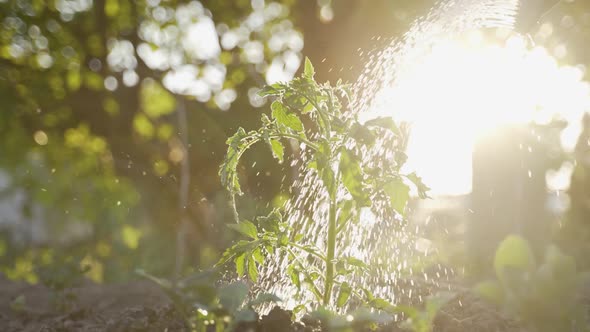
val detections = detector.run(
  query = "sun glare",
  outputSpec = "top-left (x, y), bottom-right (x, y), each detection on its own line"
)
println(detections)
top-left (368, 30), bottom-right (590, 196)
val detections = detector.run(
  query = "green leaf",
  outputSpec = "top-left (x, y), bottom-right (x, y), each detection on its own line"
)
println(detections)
top-left (303, 101), bottom-right (315, 113)
top-left (287, 264), bottom-right (301, 290)
top-left (336, 282), bottom-right (352, 307)
top-left (279, 234), bottom-right (289, 246)
top-left (271, 101), bottom-right (304, 132)
top-left (493, 235), bottom-right (535, 286)
top-left (350, 123), bottom-right (376, 146)
top-left (228, 220), bottom-right (258, 240)
top-left (219, 281), bottom-right (249, 313)
top-left (364, 117), bottom-right (400, 135)
top-left (304, 57), bottom-right (315, 79)
top-left (258, 83), bottom-right (285, 97)
top-left (344, 257), bottom-right (368, 269)
top-left (321, 167), bottom-right (336, 199)
top-left (249, 293), bottom-right (282, 307)
top-left (219, 128), bottom-right (253, 195)
top-left (216, 248), bottom-right (237, 267)
top-left (369, 297), bottom-right (397, 313)
top-left (265, 244), bottom-right (275, 256)
top-left (216, 240), bottom-right (259, 268)
top-left (361, 287), bottom-right (374, 301)
top-left (235, 253), bottom-right (246, 277)
top-left (252, 247), bottom-right (264, 265)
top-left (234, 309), bottom-right (257, 322)
top-left (337, 200), bottom-right (356, 230)
top-left (247, 256), bottom-right (259, 282)
top-left (340, 150), bottom-right (369, 206)
top-left (473, 280), bottom-right (504, 305)
top-left (293, 304), bottom-right (307, 316)
top-left (269, 139), bottom-right (284, 163)
top-left (383, 179), bottom-right (410, 216)
top-left (406, 172), bottom-right (430, 199)
top-left (257, 208), bottom-right (283, 233)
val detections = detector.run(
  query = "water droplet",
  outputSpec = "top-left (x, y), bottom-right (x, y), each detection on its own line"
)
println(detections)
top-left (33, 130), bottom-right (48, 145)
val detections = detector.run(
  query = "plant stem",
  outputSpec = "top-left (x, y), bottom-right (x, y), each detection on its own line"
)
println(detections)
top-left (269, 133), bottom-right (320, 151)
top-left (289, 242), bottom-right (327, 261)
top-left (323, 179), bottom-right (338, 306)
top-left (286, 248), bottom-right (323, 302)
top-left (175, 96), bottom-right (190, 284)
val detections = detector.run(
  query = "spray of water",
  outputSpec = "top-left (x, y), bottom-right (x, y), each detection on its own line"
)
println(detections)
top-left (257, 0), bottom-right (520, 312)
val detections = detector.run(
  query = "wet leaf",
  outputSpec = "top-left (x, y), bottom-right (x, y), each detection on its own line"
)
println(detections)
top-left (258, 83), bottom-right (285, 97)
top-left (219, 281), bottom-right (249, 312)
top-left (364, 117), bottom-right (400, 135)
top-left (287, 264), bottom-right (301, 289)
top-left (235, 253), bottom-right (246, 277)
top-left (336, 282), bottom-right (351, 307)
top-left (228, 220), bottom-right (258, 240)
top-left (252, 247), bottom-right (264, 265)
top-left (406, 172), bottom-right (430, 198)
top-left (271, 101), bottom-right (304, 132)
top-left (337, 200), bottom-right (356, 230)
top-left (321, 167), bottom-right (336, 198)
top-left (344, 257), bottom-right (368, 269)
top-left (350, 123), bottom-right (376, 146)
top-left (269, 139), bottom-right (284, 163)
top-left (304, 57), bottom-right (315, 79)
top-left (369, 298), bottom-right (397, 313)
top-left (234, 309), bottom-right (257, 322)
top-left (219, 128), bottom-right (251, 195)
top-left (247, 256), bottom-right (258, 282)
top-left (249, 293), bottom-right (282, 307)
top-left (340, 150), bottom-right (369, 206)
top-left (383, 180), bottom-right (410, 216)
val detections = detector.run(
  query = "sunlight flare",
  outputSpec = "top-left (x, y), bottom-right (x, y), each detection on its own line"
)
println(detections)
top-left (368, 31), bottom-right (590, 195)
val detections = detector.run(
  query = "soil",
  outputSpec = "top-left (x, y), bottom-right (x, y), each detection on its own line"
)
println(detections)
top-left (0, 273), bottom-right (185, 332)
top-left (432, 292), bottom-right (527, 332)
top-left (0, 273), bottom-right (526, 332)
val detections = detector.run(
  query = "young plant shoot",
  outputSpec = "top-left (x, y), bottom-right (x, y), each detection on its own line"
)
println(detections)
top-left (218, 58), bottom-right (429, 309)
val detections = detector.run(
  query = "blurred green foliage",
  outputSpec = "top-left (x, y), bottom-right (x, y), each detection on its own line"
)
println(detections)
top-left (558, 114), bottom-right (590, 270)
top-left (0, 0), bottom-right (309, 282)
top-left (475, 235), bottom-right (590, 332)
